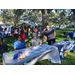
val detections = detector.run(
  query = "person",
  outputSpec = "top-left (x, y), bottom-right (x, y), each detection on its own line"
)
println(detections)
top-left (34, 26), bottom-right (38, 36)
top-left (0, 31), bottom-right (3, 42)
top-left (24, 27), bottom-right (27, 38)
top-left (38, 29), bottom-right (41, 38)
top-left (38, 26), bottom-right (42, 32)
top-left (0, 26), bottom-right (3, 31)
top-left (33, 27), bottom-right (35, 32)
top-left (43, 23), bottom-right (56, 45)
top-left (13, 35), bottom-right (27, 50)
top-left (28, 27), bottom-right (30, 37)
top-left (14, 28), bottom-right (18, 39)
top-left (11, 27), bottom-right (14, 39)
top-left (5, 28), bottom-right (8, 38)
top-left (20, 28), bottom-right (26, 41)
top-left (31, 32), bottom-right (42, 46)
top-left (0, 37), bottom-right (8, 52)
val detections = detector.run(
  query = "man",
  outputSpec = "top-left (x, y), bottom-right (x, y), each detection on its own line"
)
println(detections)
top-left (13, 35), bottom-right (27, 50)
top-left (31, 32), bottom-right (42, 46)
top-left (43, 23), bottom-right (56, 45)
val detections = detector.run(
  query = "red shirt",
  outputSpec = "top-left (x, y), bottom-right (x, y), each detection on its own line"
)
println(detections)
top-left (20, 31), bottom-right (26, 41)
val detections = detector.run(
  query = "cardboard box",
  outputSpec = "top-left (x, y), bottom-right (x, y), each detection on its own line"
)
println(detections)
top-left (63, 50), bottom-right (70, 57)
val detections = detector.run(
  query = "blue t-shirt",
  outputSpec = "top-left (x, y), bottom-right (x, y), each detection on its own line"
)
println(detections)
top-left (13, 40), bottom-right (26, 50)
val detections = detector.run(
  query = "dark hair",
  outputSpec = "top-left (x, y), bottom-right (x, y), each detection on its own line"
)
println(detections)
top-left (5, 28), bottom-right (7, 31)
top-left (46, 23), bottom-right (49, 26)
top-left (21, 29), bottom-right (24, 34)
top-left (17, 35), bottom-right (22, 39)
top-left (35, 26), bottom-right (37, 28)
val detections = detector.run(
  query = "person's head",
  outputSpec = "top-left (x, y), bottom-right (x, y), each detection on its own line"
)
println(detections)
top-left (46, 23), bottom-right (49, 30)
top-left (24, 27), bottom-right (26, 29)
top-left (32, 32), bottom-right (37, 38)
top-left (35, 26), bottom-right (37, 29)
top-left (17, 35), bottom-right (22, 41)
top-left (5, 28), bottom-right (7, 31)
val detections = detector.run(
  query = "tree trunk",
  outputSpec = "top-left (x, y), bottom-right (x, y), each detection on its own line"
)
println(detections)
top-left (41, 9), bottom-right (49, 32)
top-left (41, 9), bottom-right (50, 42)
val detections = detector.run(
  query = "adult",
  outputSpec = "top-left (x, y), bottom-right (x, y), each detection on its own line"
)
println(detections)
top-left (24, 27), bottom-right (27, 38)
top-left (13, 35), bottom-right (27, 50)
top-left (31, 32), bottom-right (42, 46)
top-left (11, 27), bottom-right (14, 38)
top-left (43, 23), bottom-right (56, 45)
top-left (38, 26), bottom-right (42, 32)
top-left (0, 26), bottom-right (3, 31)
top-left (34, 26), bottom-right (38, 36)
top-left (14, 28), bottom-right (18, 39)
top-left (0, 33), bottom-right (3, 42)
top-left (0, 37), bottom-right (8, 52)
top-left (5, 28), bottom-right (8, 38)
top-left (20, 28), bottom-right (26, 41)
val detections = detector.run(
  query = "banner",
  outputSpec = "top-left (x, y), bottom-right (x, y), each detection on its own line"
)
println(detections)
top-left (1, 25), bottom-right (12, 36)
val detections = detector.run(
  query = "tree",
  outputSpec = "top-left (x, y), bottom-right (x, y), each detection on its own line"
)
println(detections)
top-left (41, 9), bottom-right (52, 30)
top-left (13, 9), bottom-right (26, 26)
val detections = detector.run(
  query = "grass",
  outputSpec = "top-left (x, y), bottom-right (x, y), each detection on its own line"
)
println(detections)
top-left (0, 29), bottom-right (75, 65)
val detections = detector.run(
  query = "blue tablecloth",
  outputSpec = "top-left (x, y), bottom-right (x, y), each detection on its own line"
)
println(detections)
top-left (68, 32), bottom-right (75, 38)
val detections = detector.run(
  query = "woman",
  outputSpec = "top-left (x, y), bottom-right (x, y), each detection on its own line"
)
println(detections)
top-left (24, 27), bottom-right (27, 38)
top-left (14, 28), bottom-right (18, 39)
top-left (34, 26), bottom-right (38, 36)
top-left (13, 35), bottom-right (27, 50)
top-left (20, 28), bottom-right (26, 41)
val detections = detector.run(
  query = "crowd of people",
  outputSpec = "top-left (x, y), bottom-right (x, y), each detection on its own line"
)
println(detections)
top-left (0, 23), bottom-right (56, 51)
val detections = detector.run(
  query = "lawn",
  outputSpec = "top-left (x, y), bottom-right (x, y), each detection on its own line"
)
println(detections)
top-left (0, 29), bottom-right (75, 65)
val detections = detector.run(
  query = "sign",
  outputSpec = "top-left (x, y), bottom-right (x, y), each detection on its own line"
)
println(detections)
top-left (1, 25), bottom-right (12, 36)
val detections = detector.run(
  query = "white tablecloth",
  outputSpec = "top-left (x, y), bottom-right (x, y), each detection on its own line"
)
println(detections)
top-left (3, 44), bottom-right (61, 65)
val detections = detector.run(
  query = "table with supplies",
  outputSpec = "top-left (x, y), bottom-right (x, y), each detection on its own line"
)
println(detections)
top-left (3, 44), bottom-right (61, 65)
top-left (52, 41), bottom-right (75, 59)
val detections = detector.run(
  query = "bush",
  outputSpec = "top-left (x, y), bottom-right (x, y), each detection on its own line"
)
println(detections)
top-left (66, 25), bottom-right (70, 28)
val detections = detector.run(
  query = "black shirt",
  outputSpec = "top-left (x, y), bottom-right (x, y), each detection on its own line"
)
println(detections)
top-left (44, 28), bottom-right (55, 40)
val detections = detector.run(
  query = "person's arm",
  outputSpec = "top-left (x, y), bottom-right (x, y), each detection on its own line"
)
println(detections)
top-left (54, 31), bottom-right (56, 37)
top-left (25, 44), bottom-right (28, 48)
top-left (14, 47), bottom-right (16, 50)
top-left (39, 41), bottom-right (42, 45)
top-left (13, 42), bottom-right (17, 50)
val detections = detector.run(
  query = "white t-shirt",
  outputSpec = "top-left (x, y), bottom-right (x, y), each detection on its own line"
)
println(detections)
top-left (5, 31), bottom-right (7, 34)
top-left (14, 30), bottom-right (18, 34)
